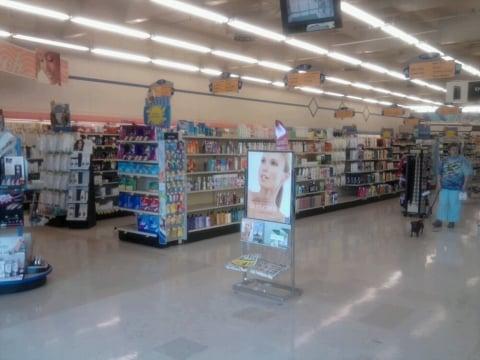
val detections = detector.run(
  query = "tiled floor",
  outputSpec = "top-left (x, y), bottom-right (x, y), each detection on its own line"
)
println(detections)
top-left (1, 199), bottom-right (479, 360)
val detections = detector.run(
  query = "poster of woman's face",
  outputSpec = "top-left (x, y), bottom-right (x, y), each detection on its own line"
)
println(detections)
top-left (247, 151), bottom-right (293, 224)
top-left (36, 50), bottom-right (61, 85)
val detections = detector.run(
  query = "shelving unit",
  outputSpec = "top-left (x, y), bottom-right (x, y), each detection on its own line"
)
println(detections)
top-left (117, 125), bottom-right (186, 247)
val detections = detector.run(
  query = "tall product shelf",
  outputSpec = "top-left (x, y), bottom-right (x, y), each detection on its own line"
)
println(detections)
top-left (117, 125), bottom-right (187, 247)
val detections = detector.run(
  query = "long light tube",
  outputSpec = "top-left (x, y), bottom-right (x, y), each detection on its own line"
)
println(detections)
top-left (0, 29), bottom-right (11, 37)
top-left (91, 48), bottom-right (151, 63)
top-left (258, 60), bottom-right (292, 72)
top-left (241, 76), bottom-right (271, 84)
top-left (361, 62), bottom-right (387, 74)
top-left (14, 34), bottom-right (89, 51)
top-left (285, 38), bottom-right (328, 55)
top-left (151, 34), bottom-right (210, 53)
top-left (228, 19), bottom-right (285, 42)
top-left (327, 52), bottom-right (362, 66)
top-left (150, 0), bottom-right (228, 24)
top-left (200, 68), bottom-right (222, 76)
top-left (211, 50), bottom-right (257, 64)
top-left (340, 2), bottom-right (384, 28)
top-left (0, 0), bottom-right (69, 20)
top-left (325, 76), bottom-right (351, 85)
top-left (71, 17), bottom-right (150, 39)
top-left (153, 58), bottom-right (199, 72)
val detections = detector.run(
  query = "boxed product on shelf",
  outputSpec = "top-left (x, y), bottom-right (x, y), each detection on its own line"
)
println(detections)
top-left (118, 162), bottom-right (159, 175)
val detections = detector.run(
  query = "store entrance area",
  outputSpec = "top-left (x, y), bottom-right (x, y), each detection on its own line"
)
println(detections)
top-left (1, 199), bottom-right (479, 360)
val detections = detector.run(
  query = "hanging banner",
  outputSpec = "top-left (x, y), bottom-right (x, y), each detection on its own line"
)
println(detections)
top-left (409, 60), bottom-right (456, 80)
top-left (274, 120), bottom-right (289, 151)
top-left (287, 71), bottom-right (321, 88)
top-left (0, 41), bottom-right (36, 79)
top-left (436, 106), bottom-right (461, 116)
top-left (210, 78), bottom-right (240, 94)
top-left (334, 107), bottom-right (355, 119)
top-left (144, 80), bottom-right (173, 127)
top-left (382, 107), bottom-right (405, 117)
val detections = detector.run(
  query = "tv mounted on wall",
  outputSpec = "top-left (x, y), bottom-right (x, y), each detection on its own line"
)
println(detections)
top-left (280, 0), bottom-right (342, 34)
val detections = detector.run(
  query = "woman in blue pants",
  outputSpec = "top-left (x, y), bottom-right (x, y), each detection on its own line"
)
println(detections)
top-left (433, 143), bottom-right (472, 229)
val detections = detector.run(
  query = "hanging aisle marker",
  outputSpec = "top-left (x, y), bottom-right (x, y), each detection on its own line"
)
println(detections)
top-left (210, 76), bottom-right (241, 94)
top-left (382, 106), bottom-right (405, 117)
top-left (287, 71), bottom-right (322, 88)
top-left (409, 60), bottom-right (456, 80)
top-left (334, 106), bottom-right (355, 119)
top-left (436, 106), bottom-right (461, 116)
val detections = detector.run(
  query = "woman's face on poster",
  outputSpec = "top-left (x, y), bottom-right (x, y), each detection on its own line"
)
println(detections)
top-left (258, 153), bottom-right (289, 191)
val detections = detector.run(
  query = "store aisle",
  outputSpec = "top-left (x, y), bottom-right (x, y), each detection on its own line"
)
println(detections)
top-left (1, 199), bottom-right (479, 360)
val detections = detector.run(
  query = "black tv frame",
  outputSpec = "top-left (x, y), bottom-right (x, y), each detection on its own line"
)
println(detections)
top-left (280, 0), bottom-right (342, 34)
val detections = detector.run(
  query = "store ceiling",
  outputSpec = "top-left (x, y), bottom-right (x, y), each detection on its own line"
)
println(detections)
top-left (1, 0), bottom-right (480, 104)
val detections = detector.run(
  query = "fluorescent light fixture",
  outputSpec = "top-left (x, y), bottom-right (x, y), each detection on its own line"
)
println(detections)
top-left (212, 50), bottom-right (257, 64)
top-left (230, 74), bottom-right (239, 78)
top-left (425, 84), bottom-right (447, 93)
top-left (462, 106), bottom-right (480, 113)
top-left (241, 75), bottom-right (271, 84)
top-left (325, 76), bottom-right (351, 85)
top-left (363, 98), bottom-right (378, 104)
top-left (327, 52), bottom-right (362, 66)
top-left (14, 34), bottom-right (89, 51)
top-left (461, 63), bottom-right (480, 76)
top-left (346, 95), bottom-right (363, 101)
top-left (433, 101), bottom-right (443, 106)
top-left (352, 82), bottom-right (372, 90)
top-left (407, 95), bottom-right (422, 101)
top-left (285, 38), bottom-right (328, 55)
top-left (151, 35), bottom-right (210, 53)
top-left (372, 87), bottom-right (391, 94)
top-left (408, 105), bottom-right (438, 113)
top-left (299, 87), bottom-right (324, 94)
top-left (228, 19), bottom-right (285, 42)
top-left (391, 91), bottom-right (407, 98)
top-left (91, 48), bottom-right (151, 63)
top-left (0, 29), bottom-right (11, 37)
top-left (71, 17), bottom-right (150, 39)
top-left (258, 60), bottom-right (292, 72)
top-left (150, 0), bottom-right (228, 24)
top-left (382, 25), bottom-right (418, 45)
top-left (298, 70), bottom-right (306, 74)
top-left (361, 62), bottom-right (387, 74)
top-left (378, 101), bottom-right (393, 106)
top-left (411, 79), bottom-right (429, 86)
top-left (200, 68), bottom-right (222, 76)
top-left (0, 0), bottom-right (70, 21)
top-left (272, 81), bottom-right (286, 87)
top-left (341, 2), bottom-right (384, 28)
top-left (415, 42), bottom-right (444, 55)
top-left (153, 58), bottom-right (199, 72)
top-left (442, 56), bottom-right (454, 61)
top-left (387, 70), bottom-right (407, 80)
top-left (324, 91), bottom-right (344, 97)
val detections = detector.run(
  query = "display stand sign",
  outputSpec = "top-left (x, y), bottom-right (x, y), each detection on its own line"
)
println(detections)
top-left (227, 149), bottom-right (300, 302)
top-left (381, 128), bottom-right (394, 139)
top-left (334, 107), bottom-right (355, 119)
top-left (50, 101), bottom-right (72, 132)
top-left (275, 120), bottom-right (289, 151)
top-left (409, 60), bottom-right (456, 80)
top-left (210, 77), bottom-right (241, 94)
top-left (417, 124), bottom-right (431, 139)
top-left (436, 106), bottom-right (461, 116)
top-left (382, 106), bottom-right (405, 117)
top-left (287, 71), bottom-right (322, 88)
top-left (342, 125), bottom-right (357, 136)
top-left (444, 127), bottom-right (458, 139)
top-left (144, 80), bottom-right (172, 128)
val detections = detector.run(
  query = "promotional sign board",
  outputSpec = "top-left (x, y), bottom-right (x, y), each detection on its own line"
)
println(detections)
top-left (246, 151), bottom-right (294, 225)
top-left (436, 106), bottom-right (461, 116)
top-left (444, 127), bottom-right (458, 138)
top-left (274, 120), bottom-right (289, 151)
top-left (287, 71), bottom-right (321, 88)
top-left (409, 60), bottom-right (456, 80)
top-left (382, 107), bottom-right (405, 117)
top-left (334, 108), bottom-right (355, 119)
top-left (404, 118), bottom-right (420, 127)
top-left (211, 78), bottom-right (240, 94)
top-left (381, 128), bottom-right (394, 139)
top-left (144, 80), bottom-right (172, 127)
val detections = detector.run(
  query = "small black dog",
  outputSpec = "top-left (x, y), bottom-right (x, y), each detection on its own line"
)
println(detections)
top-left (410, 219), bottom-right (424, 237)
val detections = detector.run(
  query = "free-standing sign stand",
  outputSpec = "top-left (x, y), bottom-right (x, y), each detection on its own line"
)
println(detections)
top-left (227, 150), bottom-right (301, 303)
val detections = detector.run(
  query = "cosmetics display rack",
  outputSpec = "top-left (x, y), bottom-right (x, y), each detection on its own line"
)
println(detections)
top-left (24, 145), bottom-right (43, 207)
top-left (403, 149), bottom-right (430, 217)
top-left (84, 131), bottom-right (127, 220)
top-left (116, 125), bottom-right (187, 247)
top-left (66, 142), bottom-right (96, 229)
top-left (0, 130), bottom-right (51, 294)
top-left (37, 133), bottom-right (76, 224)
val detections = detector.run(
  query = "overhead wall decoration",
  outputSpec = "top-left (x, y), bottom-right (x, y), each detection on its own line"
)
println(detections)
top-left (0, 40), bottom-right (69, 85)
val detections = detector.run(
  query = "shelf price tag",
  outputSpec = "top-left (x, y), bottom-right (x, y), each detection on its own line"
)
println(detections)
top-left (436, 106), bottom-right (461, 116)
top-left (382, 107), bottom-right (405, 117)
top-left (409, 60), bottom-right (456, 80)
top-left (210, 78), bottom-right (240, 93)
top-left (334, 107), bottom-right (355, 119)
top-left (287, 71), bottom-right (322, 88)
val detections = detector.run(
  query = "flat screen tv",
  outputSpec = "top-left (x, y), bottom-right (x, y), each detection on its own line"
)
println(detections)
top-left (280, 0), bottom-right (342, 34)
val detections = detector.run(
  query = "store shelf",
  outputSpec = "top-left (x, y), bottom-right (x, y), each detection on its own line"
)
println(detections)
top-left (188, 187), bottom-right (243, 194)
top-left (183, 135), bottom-right (274, 141)
top-left (119, 190), bottom-right (159, 196)
top-left (84, 133), bottom-right (118, 137)
top-left (118, 172), bottom-right (158, 178)
top-left (296, 178), bottom-right (326, 183)
top-left (187, 203), bottom-right (244, 213)
top-left (296, 190), bottom-right (325, 198)
top-left (344, 169), bottom-right (397, 175)
top-left (187, 170), bottom-right (245, 175)
top-left (187, 153), bottom-right (245, 157)
top-left (95, 194), bottom-right (118, 200)
top-left (94, 170), bottom-right (117, 174)
top-left (188, 222), bottom-right (241, 233)
top-left (94, 144), bottom-right (116, 149)
top-left (98, 182), bottom-right (119, 186)
top-left (27, 158), bottom-right (43, 162)
top-left (295, 151), bottom-right (323, 156)
top-left (118, 140), bottom-right (157, 145)
top-left (345, 158), bottom-right (393, 162)
top-left (344, 180), bottom-right (399, 187)
top-left (117, 207), bottom-right (158, 216)
top-left (92, 158), bottom-right (117, 162)
top-left (117, 225), bottom-right (158, 238)
top-left (117, 159), bottom-right (157, 164)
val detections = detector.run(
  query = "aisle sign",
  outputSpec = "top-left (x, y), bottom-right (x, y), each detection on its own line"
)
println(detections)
top-left (382, 107), bottom-right (405, 117)
top-left (287, 71), bottom-right (321, 88)
top-left (404, 118), bottom-right (420, 127)
top-left (409, 60), bottom-right (456, 80)
top-left (436, 106), bottom-right (461, 116)
top-left (334, 108), bottom-right (355, 119)
top-left (444, 127), bottom-right (458, 138)
top-left (144, 80), bottom-right (172, 127)
top-left (211, 78), bottom-right (239, 93)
